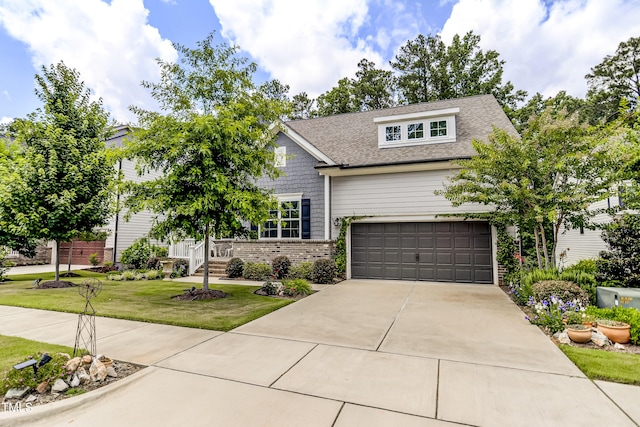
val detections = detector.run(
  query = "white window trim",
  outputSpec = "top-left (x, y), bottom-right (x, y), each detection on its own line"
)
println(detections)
top-left (259, 193), bottom-right (303, 240)
top-left (378, 115), bottom-right (456, 148)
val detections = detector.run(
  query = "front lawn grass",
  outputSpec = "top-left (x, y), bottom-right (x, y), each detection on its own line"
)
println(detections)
top-left (0, 271), bottom-right (292, 331)
top-left (559, 345), bottom-right (640, 385)
top-left (0, 335), bottom-right (77, 373)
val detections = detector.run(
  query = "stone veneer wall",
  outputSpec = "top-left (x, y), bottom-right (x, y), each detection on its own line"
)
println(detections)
top-left (232, 240), bottom-right (335, 264)
top-left (6, 246), bottom-right (52, 266)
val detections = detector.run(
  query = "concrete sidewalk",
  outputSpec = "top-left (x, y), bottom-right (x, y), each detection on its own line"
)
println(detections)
top-left (1, 280), bottom-right (639, 426)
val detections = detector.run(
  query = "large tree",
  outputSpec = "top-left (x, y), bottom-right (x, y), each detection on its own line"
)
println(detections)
top-left (440, 109), bottom-right (620, 269)
top-left (586, 36), bottom-right (640, 123)
top-left (0, 62), bottom-right (114, 280)
top-left (317, 59), bottom-right (396, 116)
top-left (123, 33), bottom-right (289, 291)
top-left (391, 31), bottom-right (526, 111)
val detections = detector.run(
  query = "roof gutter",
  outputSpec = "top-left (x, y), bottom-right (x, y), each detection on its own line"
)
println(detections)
top-left (315, 156), bottom-right (471, 177)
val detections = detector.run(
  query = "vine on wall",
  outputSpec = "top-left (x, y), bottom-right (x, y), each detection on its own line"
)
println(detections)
top-left (334, 215), bottom-right (368, 276)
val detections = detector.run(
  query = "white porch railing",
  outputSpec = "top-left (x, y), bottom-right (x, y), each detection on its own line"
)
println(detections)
top-left (167, 238), bottom-right (211, 276)
top-left (2, 247), bottom-right (20, 257)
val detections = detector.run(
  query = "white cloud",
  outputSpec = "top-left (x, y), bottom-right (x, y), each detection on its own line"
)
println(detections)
top-left (0, 0), bottom-right (177, 123)
top-left (2, 90), bottom-right (10, 101)
top-left (1, 116), bottom-right (12, 125)
top-left (440, 0), bottom-right (640, 99)
top-left (209, 0), bottom-right (388, 97)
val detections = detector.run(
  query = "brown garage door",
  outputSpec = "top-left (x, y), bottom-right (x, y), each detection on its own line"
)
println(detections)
top-left (351, 222), bottom-right (493, 283)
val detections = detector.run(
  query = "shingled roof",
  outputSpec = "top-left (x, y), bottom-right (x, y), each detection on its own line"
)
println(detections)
top-left (284, 94), bottom-right (517, 168)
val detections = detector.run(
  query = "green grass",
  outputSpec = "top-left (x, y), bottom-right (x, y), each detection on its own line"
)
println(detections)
top-left (559, 345), bottom-right (640, 385)
top-left (0, 271), bottom-right (293, 331)
top-left (0, 335), bottom-right (77, 373)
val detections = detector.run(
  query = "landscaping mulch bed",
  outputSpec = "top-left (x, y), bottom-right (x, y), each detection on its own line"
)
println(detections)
top-left (172, 288), bottom-right (228, 301)
top-left (36, 280), bottom-right (76, 289)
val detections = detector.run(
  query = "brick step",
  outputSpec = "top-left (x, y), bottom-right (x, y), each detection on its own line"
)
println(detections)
top-left (194, 259), bottom-right (229, 276)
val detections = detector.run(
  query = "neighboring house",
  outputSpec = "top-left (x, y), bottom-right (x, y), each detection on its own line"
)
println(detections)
top-left (555, 192), bottom-right (626, 268)
top-left (242, 94), bottom-right (517, 285)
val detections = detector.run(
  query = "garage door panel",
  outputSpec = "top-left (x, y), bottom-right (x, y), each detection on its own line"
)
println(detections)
top-left (351, 222), bottom-right (493, 283)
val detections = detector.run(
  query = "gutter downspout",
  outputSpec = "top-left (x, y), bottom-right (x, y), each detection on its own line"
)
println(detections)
top-left (113, 159), bottom-right (122, 264)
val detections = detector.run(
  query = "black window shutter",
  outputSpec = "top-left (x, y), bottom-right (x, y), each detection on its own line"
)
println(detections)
top-left (301, 199), bottom-right (311, 239)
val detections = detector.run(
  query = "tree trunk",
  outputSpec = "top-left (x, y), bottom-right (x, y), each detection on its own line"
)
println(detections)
top-left (67, 240), bottom-right (74, 274)
top-left (533, 227), bottom-right (543, 269)
top-left (55, 240), bottom-right (60, 281)
top-left (203, 223), bottom-right (210, 291)
top-left (540, 225), bottom-right (549, 270)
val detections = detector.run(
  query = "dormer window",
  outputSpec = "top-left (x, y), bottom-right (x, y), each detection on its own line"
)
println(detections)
top-left (374, 108), bottom-right (459, 148)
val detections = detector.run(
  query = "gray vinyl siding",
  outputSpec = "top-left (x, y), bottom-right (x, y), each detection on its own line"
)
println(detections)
top-left (257, 133), bottom-right (325, 239)
top-left (556, 198), bottom-right (613, 267)
top-left (332, 168), bottom-right (491, 215)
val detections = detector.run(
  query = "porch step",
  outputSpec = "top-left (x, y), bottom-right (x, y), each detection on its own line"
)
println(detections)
top-left (193, 259), bottom-right (229, 277)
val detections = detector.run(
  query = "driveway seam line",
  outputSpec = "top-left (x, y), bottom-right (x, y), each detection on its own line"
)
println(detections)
top-left (330, 402), bottom-right (345, 427)
top-left (150, 332), bottom-right (224, 365)
top-left (592, 380), bottom-right (640, 426)
top-left (435, 359), bottom-right (440, 420)
top-left (375, 281), bottom-right (416, 351)
top-left (268, 343), bottom-right (319, 388)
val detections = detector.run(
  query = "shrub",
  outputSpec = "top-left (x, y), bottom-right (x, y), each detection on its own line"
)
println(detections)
top-left (527, 295), bottom-right (586, 334)
top-left (563, 259), bottom-right (597, 275)
top-left (288, 262), bottom-right (314, 280)
top-left (226, 258), bottom-right (245, 278)
top-left (172, 259), bottom-right (189, 277)
top-left (512, 268), bottom-right (596, 306)
top-left (121, 270), bottom-right (136, 281)
top-left (271, 256), bottom-right (291, 279)
top-left (88, 253), bottom-right (100, 266)
top-left (144, 269), bottom-right (163, 280)
top-left (120, 238), bottom-right (152, 269)
top-left (558, 270), bottom-right (597, 305)
top-left (586, 306), bottom-right (640, 345)
top-left (106, 273), bottom-right (122, 281)
top-left (596, 213), bottom-right (640, 288)
top-left (0, 247), bottom-right (12, 282)
top-left (146, 257), bottom-right (161, 270)
top-left (531, 280), bottom-right (589, 307)
top-left (0, 352), bottom-right (71, 395)
top-left (260, 279), bottom-right (283, 296)
top-left (152, 245), bottom-right (168, 258)
top-left (243, 262), bottom-right (271, 281)
top-left (312, 258), bottom-right (335, 284)
top-left (103, 261), bottom-right (114, 268)
top-left (282, 278), bottom-right (312, 297)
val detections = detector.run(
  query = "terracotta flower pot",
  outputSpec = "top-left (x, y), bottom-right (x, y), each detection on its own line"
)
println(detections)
top-left (597, 321), bottom-right (630, 344)
top-left (567, 325), bottom-right (592, 343)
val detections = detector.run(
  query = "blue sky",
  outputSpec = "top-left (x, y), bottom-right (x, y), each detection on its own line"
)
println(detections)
top-left (1, 0), bottom-right (639, 124)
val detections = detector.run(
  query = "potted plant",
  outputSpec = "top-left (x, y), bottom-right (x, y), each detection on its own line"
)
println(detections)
top-left (596, 319), bottom-right (631, 344)
top-left (566, 324), bottom-right (592, 343)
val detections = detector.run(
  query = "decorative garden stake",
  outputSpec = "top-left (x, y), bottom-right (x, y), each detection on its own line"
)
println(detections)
top-left (73, 278), bottom-right (102, 357)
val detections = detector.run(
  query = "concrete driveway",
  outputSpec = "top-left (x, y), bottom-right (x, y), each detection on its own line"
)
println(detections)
top-left (1, 279), bottom-right (638, 426)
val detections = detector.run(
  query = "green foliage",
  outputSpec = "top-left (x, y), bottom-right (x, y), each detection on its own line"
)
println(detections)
top-left (120, 238), bottom-right (152, 269)
top-left (0, 352), bottom-right (70, 395)
top-left (225, 258), bottom-right (244, 278)
top-left (144, 269), bottom-right (163, 280)
top-left (334, 216), bottom-right (366, 275)
top-left (88, 253), bottom-right (100, 267)
top-left (514, 268), bottom-right (597, 305)
top-left (271, 256), bottom-right (291, 279)
top-left (440, 109), bottom-right (620, 270)
top-left (312, 259), bottom-right (335, 284)
top-left (121, 270), bottom-right (136, 281)
top-left (596, 214), bottom-right (640, 288)
top-left (0, 62), bottom-right (115, 281)
top-left (0, 247), bottom-right (12, 282)
top-left (559, 345), bottom-right (640, 385)
top-left (122, 32), bottom-right (289, 291)
top-left (146, 256), bottom-right (161, 270)
top-left (586, 36), bottom-right (640, 123)
top-left (317, 59), bottom-right (396, 116)
top-left (153, 246), bottom-right (168, 258)
top-left (242, 262), bottom-right (271, 281)
top-left (527, 294), bottom-right (587, 334)
top-left (107, 269), bottom-right (163, 281)
top-left (586, 306), bottom-right (640, 345)
top-left (103, 261), bottom-right (114, 268)
top-left (172, 259), bottom-right (189, 277)
top-left (531, 280), bottom-right (589, 307)
top-left (496, 225), bottom-right (520, 283)
top-left (390, 31), bottom-right (526, 110)
top-left (107, 274), bottom-right (122, 281)
top-left (281, 278), bottom-right (312, 297)
top-left (288, 262), bottom-right (314, 280)
top-left (563, 259), bottom-right (598, 275)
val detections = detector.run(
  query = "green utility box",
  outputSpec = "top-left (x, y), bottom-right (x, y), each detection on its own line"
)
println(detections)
top-left (596, 287), bottom-right (640, 310)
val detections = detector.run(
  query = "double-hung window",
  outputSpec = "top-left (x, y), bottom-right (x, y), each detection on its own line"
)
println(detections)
top-left (260, 195), bottom-right (302, 239)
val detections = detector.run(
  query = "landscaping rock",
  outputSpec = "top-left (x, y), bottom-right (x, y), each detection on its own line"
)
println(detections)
top-left (555, 331), bottom-right (571, 344)
top-left (592, 331), bottom-right (611, 347)
top-left (58, 352), bottom-right (71, 360)
top-left (82, 355), bottom-right (93, 365)
top-left (77, 367), bottom-right (91, 384)
top-left (90, 359), bottom-right (107, 382)
top-left (614, 343), bottom-right (626, 350)
top-left (5, 387), bottom-right (30, 399)
top-left (70, 373), bottom-right (80, 388)
top-left (25, 394), bottom-right (37, 403)
top-left (36, 381), bottom-right (49, 394)
top-left (52, 379), bottom-right (69, 393)
top-left (106, 366), bottom-right (117, 378)
top-left (65, 357), bottom-right (81, 372)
